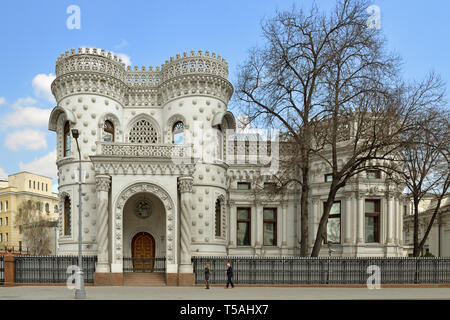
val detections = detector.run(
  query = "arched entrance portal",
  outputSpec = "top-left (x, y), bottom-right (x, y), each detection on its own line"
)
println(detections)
top-left (131, 232), bottom-right (155, 272)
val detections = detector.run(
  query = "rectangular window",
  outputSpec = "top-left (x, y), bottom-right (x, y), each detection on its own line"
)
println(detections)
top-left (324, 201), bottom-right (341, 244)
top-left (0, 218), bottom-right (2, 226)
top-left (366, 169), bottom-right (381, 179)
top-left (324, 173), bottom-right (333, 182)
top-left (263, 182), bottom-right (276, 192)
top-left (263, 208), bottom-right (277, 246)
top-left (237, 182), bottom-right (251, 190)
top-left (404, 205), bottom-right (407, 216)
top-left (19, 241), bottom-right (22, 251)
top-left (237, 208), bottom-right (251, 246)
top-left (46, 184), bottom-right (48, 192)
top-left (0, 233), bottom-right (2, 242)
top-left (5, 233), bottom-right (8, 242)
top-left (5, 217), bottom-right (7, 226)
top-left (365, 199), bottom-right (380, 243)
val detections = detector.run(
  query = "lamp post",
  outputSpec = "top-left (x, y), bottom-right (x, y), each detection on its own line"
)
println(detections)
top-left (71, 129), bottom-right (86, 299)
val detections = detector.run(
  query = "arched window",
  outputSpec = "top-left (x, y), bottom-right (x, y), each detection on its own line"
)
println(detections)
top-left (0, 201), bottom-right (2, 211)
top-left (63, 121), bottom-right (71, 157)
top-left (172, 121), bottom-right (184, 144)
top-left (128, 119), bottom-right (158, 143)
top-left (45, 203), bottom-right (50, 213)
top-left (5, 201), bottom-right (8, 211)
top-left (54, 205), bottom-right (58, 213)
top-left (103, 120), bottom-right (115, 142)
top-left (215, 198), bottom-right (222, 237)
top-left (64, 196), bottom-right (71, 236)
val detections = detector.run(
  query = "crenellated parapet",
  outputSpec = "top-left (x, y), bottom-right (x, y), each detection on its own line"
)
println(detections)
top-left (51, 47), bottom-right (234, 106)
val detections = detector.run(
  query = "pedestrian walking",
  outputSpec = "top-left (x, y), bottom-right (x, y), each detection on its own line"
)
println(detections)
top-left (204, 263), bottom-right (210, 289)
top-left (225, 262), bottom-right (234, 288)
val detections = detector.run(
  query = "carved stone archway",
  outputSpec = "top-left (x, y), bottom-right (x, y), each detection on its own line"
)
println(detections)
top-left (114, 182), bottom-right (176, 266)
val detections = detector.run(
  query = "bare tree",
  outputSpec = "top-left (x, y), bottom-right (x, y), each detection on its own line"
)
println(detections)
top-left (235, 0), bottom-right (381, 256)
top-left (15, 200), bottom-right (52, 255)
top-left (236, 0), bottom-right (414, 256)
top-left (399, 103), bottom-right (449, 256)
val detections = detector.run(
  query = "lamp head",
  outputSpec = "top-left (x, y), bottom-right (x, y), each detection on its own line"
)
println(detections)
top-left (71, 129), bottom-right (79, 139)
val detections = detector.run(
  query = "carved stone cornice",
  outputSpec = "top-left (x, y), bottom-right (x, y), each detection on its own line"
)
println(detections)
top-left (95, 175), bottom-right (111, 192)
top-left (51, 72), bottom-right (128, 105)
top-left (91, 160), bottom-right (196, 176)
top-left (178, 176), bottom-right (194, 193)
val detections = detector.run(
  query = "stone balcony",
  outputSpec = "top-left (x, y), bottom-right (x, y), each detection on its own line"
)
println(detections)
top-left (95, 142), bottom-right (193, 160)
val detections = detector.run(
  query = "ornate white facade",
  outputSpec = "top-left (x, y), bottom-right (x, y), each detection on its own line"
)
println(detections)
top-left (48, 47), bottom-right (406, 282)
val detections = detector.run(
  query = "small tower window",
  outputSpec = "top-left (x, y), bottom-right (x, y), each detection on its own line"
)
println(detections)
top-left (103, 120), bottom-right (115, 142)
top-left (215, 199), bottom-right (222, 237)
top-left (64, 196), bottom-right (71, 236)
top-left (172, 121), bottom-right (184, 144)
top-left (63, 121), bottom-right (71, 157)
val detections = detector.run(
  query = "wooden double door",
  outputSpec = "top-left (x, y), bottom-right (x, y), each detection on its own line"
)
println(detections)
top-left (131, 232), bottom-right (155, 272)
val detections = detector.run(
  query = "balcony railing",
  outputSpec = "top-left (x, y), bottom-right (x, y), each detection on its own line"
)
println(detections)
top-left (96, 142), bottom-right (193, 159)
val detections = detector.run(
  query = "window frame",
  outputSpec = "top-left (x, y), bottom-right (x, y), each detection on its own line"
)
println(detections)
top-left (366, 169), bottom-right (381, 179)
top-left (323, 201), bottom-right (341, 244)
top-left (263, 207), bottom-right (277, 246)
top-left (64, 196), bottom-right (71, 236)
top-left (63, 121), bottom-right (71, 157)
top-left (214, 198), bottom-right (222, 238)
top-left (324, 173), bottom-right (333, 183)
top-left (237, 182), bottom-right (251, 190)
top-left (103, 120), bottom-right (115, 142)
top-left (236, 207), bottom-right (251, 246)
top-left (365, 199), bottom-right (381, 243)
top-left (172, 121), bottom-right (184, 144)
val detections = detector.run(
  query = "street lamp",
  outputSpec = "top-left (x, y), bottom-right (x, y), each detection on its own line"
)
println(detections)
top-left (71, 129), bottom-right (86, 299)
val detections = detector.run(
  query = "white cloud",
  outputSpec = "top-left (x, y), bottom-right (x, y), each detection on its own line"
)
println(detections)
top-left (0, 167), bottom-right (7, 180)
top-left (32, 73), bottom-right (56, 103)
top-left (114, 39), bottom-right (129, 50)
top-left (0, 97), bottom-right (5, 105)
top-left (19, 150), bottom-right (57, 179)
top-left (5, 129), bottom-right (47, 151)
top-left (115, 53), bottom-right (132, 67)
top-left (1, 97), bottom-right (52, 128)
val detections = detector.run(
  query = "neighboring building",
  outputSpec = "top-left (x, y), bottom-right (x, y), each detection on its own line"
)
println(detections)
top-left (48, 47), bottom-right (407, 284)
top-left (403, 195), bottom-right (450, 257)
top-left (0, 172), bottom-right (59, 254)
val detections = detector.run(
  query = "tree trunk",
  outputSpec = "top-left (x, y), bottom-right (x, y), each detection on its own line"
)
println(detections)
top-left (413, 196), bottom-right (420, 257)
top-left (299, 166), bottom-right (309, 257)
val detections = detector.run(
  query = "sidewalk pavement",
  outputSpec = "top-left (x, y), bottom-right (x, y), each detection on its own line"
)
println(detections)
top-left (0, 286), bottom-right (449, 300)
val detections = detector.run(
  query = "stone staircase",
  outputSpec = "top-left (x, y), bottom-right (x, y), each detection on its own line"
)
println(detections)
top-left (123, 273), bottom-right (166, 286)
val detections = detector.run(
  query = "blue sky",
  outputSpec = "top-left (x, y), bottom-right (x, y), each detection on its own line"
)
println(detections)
top-left (0, 0), bottom-right (448, 192)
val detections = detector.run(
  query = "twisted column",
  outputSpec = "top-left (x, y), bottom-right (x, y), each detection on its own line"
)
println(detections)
top-left (178, 176), bottom-right (193, 273)
top-left (95, 175), bottom-right (111, 272)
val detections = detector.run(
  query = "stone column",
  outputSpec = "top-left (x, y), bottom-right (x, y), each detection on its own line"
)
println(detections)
top-left (95, 175), bottom-right (111, 273)
top-left (255, 201), bottom-right (263, 249)
top-left (178, 176), bottom-right (193, 274)
top-left (387, 193), bottom-right (394, 244)
top-left (228, 200), bottom-right (236, 248)
top-left (356, 193), bottom-right (365, 244)
top-left (344, 193), bottom-right (353, 244)
top-left (281, 203), bottom-right (288, 247)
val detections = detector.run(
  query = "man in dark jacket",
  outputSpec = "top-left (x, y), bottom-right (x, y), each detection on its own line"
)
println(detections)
top-left (204, 264), bottom-right (210, 289)
top-left (225, 262), bottom-right (234, 288)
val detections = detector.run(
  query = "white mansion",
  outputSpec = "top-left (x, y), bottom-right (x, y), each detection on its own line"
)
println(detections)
top-left (48, 48), bottom-right (407, 285)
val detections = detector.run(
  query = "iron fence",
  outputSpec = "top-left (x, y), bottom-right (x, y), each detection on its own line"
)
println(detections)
top-left (123, 257), bottom-right (166, 273)
top-left (15, 255), bottom-right (97, 284)
top-left (0, 256), bottom-right (4, 286)
top-left (192, 256), bottom-right (450, 285)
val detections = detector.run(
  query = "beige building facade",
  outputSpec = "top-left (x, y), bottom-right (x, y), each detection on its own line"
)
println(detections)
top-left (0, 172), bottom-right (59, 253)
